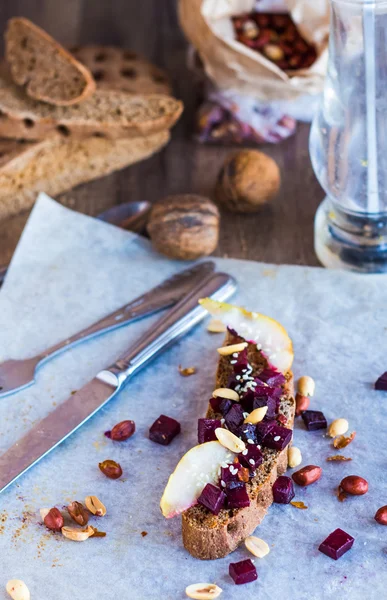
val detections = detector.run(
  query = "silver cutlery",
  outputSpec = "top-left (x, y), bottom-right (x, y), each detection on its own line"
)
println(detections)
top-left (0, 270), bottom-right (236, 493)
top-left (0, 261), bottom-right (215, 398)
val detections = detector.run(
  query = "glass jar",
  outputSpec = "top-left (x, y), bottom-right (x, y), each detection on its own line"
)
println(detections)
top-left (310, 0), bottom-right (387, 272)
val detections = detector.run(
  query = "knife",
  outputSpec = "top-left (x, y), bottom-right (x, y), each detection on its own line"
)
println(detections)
top-left (0, 261), bottom-right (215, 398)
top-left (0, 271), bottom-right (236, 493)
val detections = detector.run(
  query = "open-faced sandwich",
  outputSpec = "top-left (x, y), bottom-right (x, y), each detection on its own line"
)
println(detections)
top-left (161, 299), bottom-right (295, 559)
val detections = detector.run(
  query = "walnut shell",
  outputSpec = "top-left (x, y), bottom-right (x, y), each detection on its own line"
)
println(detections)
top-left (147, 194), bottom-right (219, 260)
top-left (215, 150), bottom-right (280, 213)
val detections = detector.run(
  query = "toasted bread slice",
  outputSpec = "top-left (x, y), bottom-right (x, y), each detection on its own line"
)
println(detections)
top-left (181, 330), bottom-right (294, 559)
top-left (0, 68), bottom-right (182, 141)
top-left (5, 17), bottom-right (95, 106)
top-left (0, 131), bottom-right (169, 220)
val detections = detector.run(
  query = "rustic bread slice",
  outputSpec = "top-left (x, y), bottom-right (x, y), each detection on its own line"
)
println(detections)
top-left (70, 46), bottom-right (171, 96)
top-left (5, 18), bottom-right (95, 106)
top-left (181, 331), bottom-right (295, 560)
top-left (0, 70), bottom-right (182, 141)
top-left (0, 131), bottom-right (169, 220)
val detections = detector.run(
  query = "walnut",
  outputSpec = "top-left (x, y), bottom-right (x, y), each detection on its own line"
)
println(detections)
top-left (215, 150), bottom-right (280, 213)
top-left (147, 194), bottom-right (219, 260)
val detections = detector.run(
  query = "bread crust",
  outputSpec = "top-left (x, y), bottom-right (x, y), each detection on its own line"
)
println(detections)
top-left (182, 335), bottom-right (295, 560)
top-left (5, 17), bottom-right (95, 106)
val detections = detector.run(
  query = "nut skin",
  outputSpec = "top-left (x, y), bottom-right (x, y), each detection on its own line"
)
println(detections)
top-left (43, 507), bottom-right (64, 531)
top-left (85, 495), bottom-right (107, 516)
top-left (215, 150), bottom-right (280, 213)
top-left (99, 459), bottom-right (123, 479)
top-left (147, 194), bottom-right (219, 260)
top-left (110, 420), bottom-right (135, 441)
top-left (67, 501), bottom-right (89, 526)
top-left (292, 465), bottom-right (322, 487)
top-left (375, 506), bottom-right (387, 525)
top-left (340, 475), bottom-right (368, 496)
top-left (295, 393), bottom-right (310, 416)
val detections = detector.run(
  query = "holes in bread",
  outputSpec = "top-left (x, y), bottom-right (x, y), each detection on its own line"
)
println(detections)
top-left (152, 74), bottom-right (167, 84)
top-left (227, 522), bottom-right (237, 533)
top-left (121, 68), bottom-right (136, 79)
top-left (93, 132), bottom-right (105, 138)
top-left (93, 70), bottom-right (104, 82)
top-left (21, 37), bottom-right (28, 49)
top-left (94, 52), bottom-right (107, 62)
top-left (23, 118), bottom-right (35, 128)
top-left (123, 51), bottom-right (137, 60)
top-left (57, 124), bottom-right (71, 137)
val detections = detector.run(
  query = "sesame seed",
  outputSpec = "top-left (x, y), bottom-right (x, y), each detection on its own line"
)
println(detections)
top-left (257, 343), bottom-right (262, 350)
top-left (220, 418), bottom-right (225, 425)
top-left (242, 449), bottom-right (248, 456)
top-left (251, 382), bottom-right (257, 387)
top-left (229, 465), bottom-right (233, 471)
top-left (221, 480), bottom-right (226, 487)
top-left (257, 445), bottom-right (261, 449)
top-left (249, 459), bottom-right (255, 465)
top-left (232, 353), bottom-right (238, 358)
top-left (273, 435), bottom-right (281, 441)
top-left (247, 438), bottom-right (254, 444)
top-left (221, 462), bottom-right (228, 468)
top-left (243, 412), bottom-right (249, 418)
top-left (236, 375), bottom-right (241, 380)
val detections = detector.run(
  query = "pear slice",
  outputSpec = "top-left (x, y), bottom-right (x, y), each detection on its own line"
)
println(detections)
top-left (160, 441), bottom-right (234, 518)
top-left (200, 298), bottom-right (293, 374)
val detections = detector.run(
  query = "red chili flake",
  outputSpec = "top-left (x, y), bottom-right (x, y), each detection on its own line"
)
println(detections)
top-left (290, 501), bottom-right (308, 510)
top-left (327, 455), bottom-right (352, 462)
top-left (178, 365), bottom-right (197, 377)
top-left (277, 414), bottom-right (287, 425)
top-left (141, 531), bottom-right (148, 537)
top-left (337, 486), bottom-right (348, 502)
top-left (333, 431), bottom-right (356, 449)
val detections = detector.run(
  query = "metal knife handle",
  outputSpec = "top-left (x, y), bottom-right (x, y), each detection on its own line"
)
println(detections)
top-left (100, 272), bottom-right (236, 387)
top-left (38, 261), bottom-right (215, 360)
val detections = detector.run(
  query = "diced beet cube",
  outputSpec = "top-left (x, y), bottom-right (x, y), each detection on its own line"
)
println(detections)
top-left (272, 475), bottom-right (295, 504)
top-left (257, 368), bottom-right (286, 387)
top-left (253, 395), bottom-right (277, 418)
top-left (220, 462), bottom-right (244, 490)
top-left (198, 418), bottom-right (221, 444)
top-left (253, 384), bottom-right (282, 400)
top-left (227, 326), bottom-right (238, 338)
top-left (238, 422), bottom-right (258, 445)
top-left (239, 444), bottom-right (263, 469)
top-left (302, 410), bottom-right (327, 431)
top-left (263, 424), bottom-right (292, 451)
top-left (197, 483), bottom-right (226, 515)
top-left (240, 390), bottom-right (255, 413)
top-left (233, 348), bottom-right (250, 375)
top-left (226, 484), bottom-right (250, 508)
top-left (375, 372), bottom-right (387, 390)
top-left (149, 414), bottom-right (180, 445)
top-left (229, 559), bottom-right (257, 585)
top-left (319, 528), bottom-right (354, 560)
top-left (256, 420), bottom-right (276, 443)
top-left (209, 396), bottom-right (233, 416)
top-left (224, 403), bottom-right (245, 433)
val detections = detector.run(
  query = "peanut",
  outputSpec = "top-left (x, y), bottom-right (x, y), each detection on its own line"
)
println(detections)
top-left (328, 418), bottom-right (349, 438)
top-left (217, 342), bottom-right (247, 356)
top-left (213, 388), bottom-right (239, 402)
top-left (207, 319), bottom-right (226, 333)
top-left (375, 506), bottom-right (387, 525)
top-left (295, 393), bottom-right (310, 416)
top-left (340, 475), bottom-right (368, 496)
top-left (288, 446), bottom-right (302, 468)
top-left (297, 375), bottom-right (315, 397)
top-left (185, 583), bottom-right (222, 599)
top-left (245, 535), bottom-right (270, 558)
top-left (6, 580), bottom-right (30, 600)
top-left (43, 507), bottom-right (64, 531)
top-left (215, 428), bottom-right (245, 453)
top-left (263, 43), bottom-right (284, 61)
top-left (244, 406), bottom-right (267, 424)
top-left (292, 465), bottom-right (322, 486)
top-left (85, 495), bottom-right (107, 517)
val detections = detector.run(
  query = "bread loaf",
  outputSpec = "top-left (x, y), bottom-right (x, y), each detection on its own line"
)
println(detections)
top-left (5, 18), bottom-right (95, 106)
top-left (0, 131), bottom-right (169, 220)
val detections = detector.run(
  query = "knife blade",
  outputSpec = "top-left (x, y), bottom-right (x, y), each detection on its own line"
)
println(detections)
top-left (0, 271), bottom-right (236, 493)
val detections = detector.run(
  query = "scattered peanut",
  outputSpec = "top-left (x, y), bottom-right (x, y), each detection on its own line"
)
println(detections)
top-left (213, 388), bottom-right (240, 402)
top-left (288, 446), bottom-right (302, 468)
top-left (328, 418), bottom-right (349, 438)
top-left (245, 535), bottom-right (270, 558)
top-left (61, 525), bottom-right (95, 542)
top-left (215, 428), bottom-right (246, 453)
top-left (340, 475), bottom-right (368, 496)
top-left (99, 459), bottom-right (123, 479)
top-left (6, 580), bottom-right (30, 600)
top-left (179, 366), bottom-right (197, 377)
top-left (67, 501), bottom-right (89, 526)
top-left (375, 506), bottom-right (387, 525)
top-left (85, 495), bottom-right (107, 517)
top-left (295, 393), bottom-right (310, 416)
top-left (207, 319), bottom-right (226, 334)
top-left (263, 43), bottom-right (285, 61)
top-left (244, 406), bottom-right (267, 424)
top-left (297, 375), bottom-right (315, 398)
top-left (217, 342), bottom-right (247, 356)
top-left (292, 465), bottom-right (322, 487)
top-left (43, 507), bottom-right (64, 531)
top-left (185, 583), bottom-right (222, 599)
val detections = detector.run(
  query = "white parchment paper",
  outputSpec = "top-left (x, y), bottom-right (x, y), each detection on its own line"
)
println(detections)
top-left (0, 194), bottom-right (387, 600)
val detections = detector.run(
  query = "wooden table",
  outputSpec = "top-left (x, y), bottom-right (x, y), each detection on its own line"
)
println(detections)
top-left (0, 0), bottom-right (324, 269)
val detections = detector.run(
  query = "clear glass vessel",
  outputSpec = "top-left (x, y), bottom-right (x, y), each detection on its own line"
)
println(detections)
top-left (310, 0), bottom-right (387, 272)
